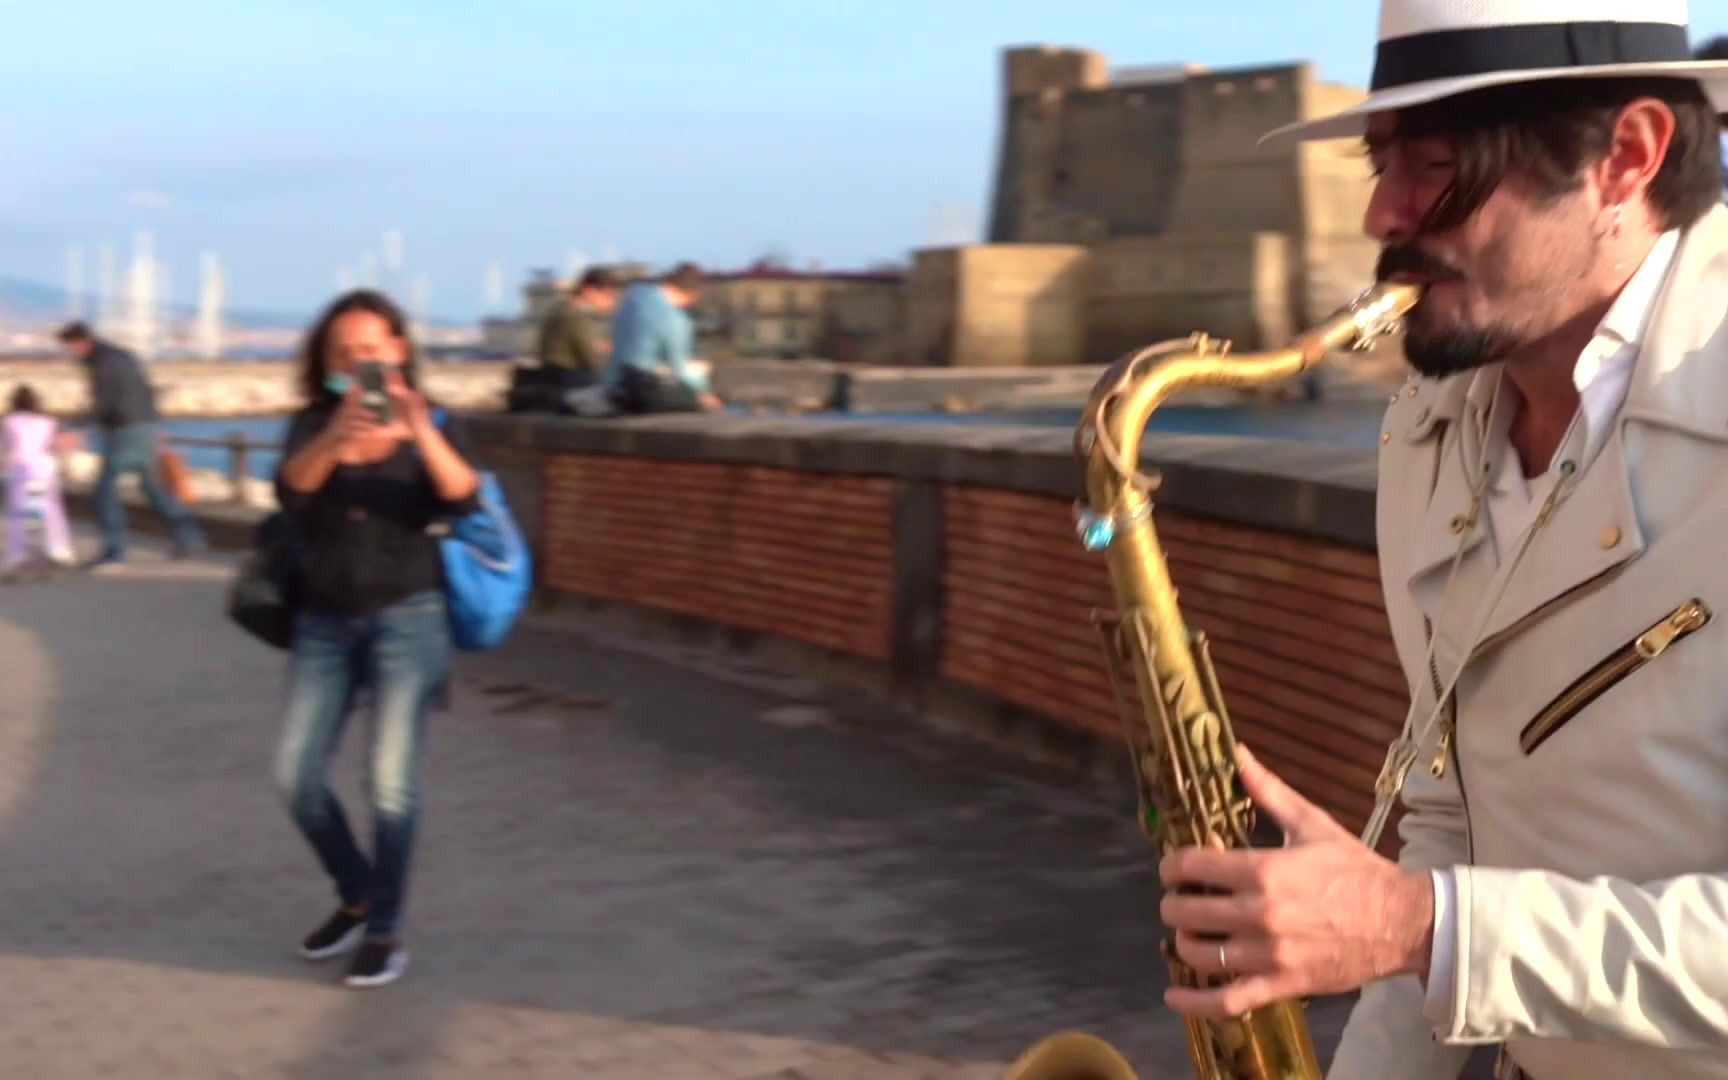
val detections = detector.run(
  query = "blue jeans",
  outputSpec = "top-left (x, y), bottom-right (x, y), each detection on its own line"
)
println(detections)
top-left (274, 591), bottom-right (450, 941)
top-left (94, 424), bottom-right (202, 559)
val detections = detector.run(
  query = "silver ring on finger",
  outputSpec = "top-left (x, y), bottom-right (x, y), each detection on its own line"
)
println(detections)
top-left (1217, 940), bottom-right (1230, 977)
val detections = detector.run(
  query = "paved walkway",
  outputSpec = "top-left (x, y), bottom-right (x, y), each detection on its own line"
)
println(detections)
top-left (0, 533), bottom-right (1385, 1079)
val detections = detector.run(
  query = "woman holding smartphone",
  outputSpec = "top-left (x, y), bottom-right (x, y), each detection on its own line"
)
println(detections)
top-left (272, 289), bottom-right (479, 988)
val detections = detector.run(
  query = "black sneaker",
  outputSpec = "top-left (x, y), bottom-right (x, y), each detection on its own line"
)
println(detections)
top-left (298, 907), bottom-right (366, 961)
top-left (345, 940), bottom-right (409, 988)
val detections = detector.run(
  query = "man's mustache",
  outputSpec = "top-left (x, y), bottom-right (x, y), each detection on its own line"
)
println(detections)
top-left (1375, 244), bottom-right (1463, 282)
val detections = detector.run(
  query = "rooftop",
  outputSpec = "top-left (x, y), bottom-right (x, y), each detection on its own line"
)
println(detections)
top-left (706, 259), bottom-right (906, 284)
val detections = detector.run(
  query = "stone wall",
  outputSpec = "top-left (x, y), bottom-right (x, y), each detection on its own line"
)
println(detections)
top-left (1085, 232), bottom-right (1293, 359)
top-left (905, 246), bottom-right (1090, 368)
top-left (978, 46), bottom-right (1379, 368)
top-left (463, 412), bottom-right (1407, 848)
top-left (1166, 66), bottom-right (1310, 238)
top-left (821, 280), bottom-right (906, 367)
top-left (543, 455), bottom-right (896, 658)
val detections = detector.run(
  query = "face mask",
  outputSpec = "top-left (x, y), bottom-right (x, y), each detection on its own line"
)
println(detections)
top-left (324, 373), bottom-right (352, 395)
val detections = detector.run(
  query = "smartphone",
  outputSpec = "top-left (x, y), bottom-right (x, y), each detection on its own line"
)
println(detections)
top-left (355, 361), bottom-right (392, 424)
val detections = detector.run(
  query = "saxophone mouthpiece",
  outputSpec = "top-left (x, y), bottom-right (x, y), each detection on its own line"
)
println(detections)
top-left (1350, 282), bottom-right (1424, 344)
top-left (1317, 281), bottom-right (1423, 355)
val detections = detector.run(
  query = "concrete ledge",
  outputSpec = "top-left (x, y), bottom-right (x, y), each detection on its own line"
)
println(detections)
top-left (715, 359), bottom-right (1115, 412)
top-left (464, 412), bottom-right (1379, 548)
top-left (63, 410), bottom-right (1380, 555)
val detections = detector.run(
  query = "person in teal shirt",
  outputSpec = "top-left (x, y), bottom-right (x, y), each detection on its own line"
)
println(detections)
top-left (602, 263), bottom-right (722, 414)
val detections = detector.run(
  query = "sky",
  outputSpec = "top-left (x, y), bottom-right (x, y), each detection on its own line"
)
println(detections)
top-left (3, 0), bottom-right (1727, 324)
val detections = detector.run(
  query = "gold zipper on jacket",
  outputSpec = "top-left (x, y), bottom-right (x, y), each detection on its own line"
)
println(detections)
top-left (1427, 565), bottom-right (1631, 777)
top-left (1518, 599), bottom-right (1713, 755)
top-left (1427, 569), bottom-right (1618, 776)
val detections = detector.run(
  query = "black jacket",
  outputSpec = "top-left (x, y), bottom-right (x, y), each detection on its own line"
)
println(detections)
top-left (273, 398), bottom-right (482, 616)
top-left (84, 340), bottom-right (159, 429)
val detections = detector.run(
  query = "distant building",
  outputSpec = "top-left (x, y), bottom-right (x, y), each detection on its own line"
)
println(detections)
top-left (693, 261), bottom-right (904, 364)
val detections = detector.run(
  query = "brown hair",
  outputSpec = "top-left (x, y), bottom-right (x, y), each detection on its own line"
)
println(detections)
top-left (296, 289), bottom-right (421, 402)
top-left (1388, 76), bottom-right (1724, 235)
top-left (55, 321), bottom-right (93, 344)
top-left (663, 261), bottom-right (704, 292)
top-left (573, 267), bottom-right (620, 295)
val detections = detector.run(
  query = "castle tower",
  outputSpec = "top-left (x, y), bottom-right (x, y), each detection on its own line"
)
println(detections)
top-left (986, 46), bottom-right (1107, 243)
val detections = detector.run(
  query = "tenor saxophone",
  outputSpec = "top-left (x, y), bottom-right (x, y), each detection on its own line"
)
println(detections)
top-left (1002, 282), bottom-right (1423, 1080)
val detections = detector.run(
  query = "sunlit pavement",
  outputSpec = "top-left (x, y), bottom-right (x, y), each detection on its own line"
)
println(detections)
top-left (0, 534), bottom-right (1380, 1079)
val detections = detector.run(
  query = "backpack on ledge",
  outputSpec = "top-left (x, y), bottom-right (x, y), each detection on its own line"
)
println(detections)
top-left (431, 410), bottom-right (532, 651)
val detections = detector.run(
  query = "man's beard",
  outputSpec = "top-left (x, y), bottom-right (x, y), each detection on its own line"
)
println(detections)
top-left (1401, 313), bottom-right (1517, 378)
top-left (1376, 243), bottom-right (1518, 378)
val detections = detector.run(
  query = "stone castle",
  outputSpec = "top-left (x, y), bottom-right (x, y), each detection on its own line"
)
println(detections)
top-left (907, 46), bottom-right (1381, 368)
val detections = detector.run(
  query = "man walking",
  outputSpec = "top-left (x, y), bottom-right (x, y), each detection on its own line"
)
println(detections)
top-left (601, 262), bottom-right (722, 414)
top-left (57, 322), bottom-right (205, 568)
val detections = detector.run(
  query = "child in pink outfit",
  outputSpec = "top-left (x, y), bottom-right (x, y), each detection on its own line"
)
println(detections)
top-left (2, 385), bottom-right (74, 572)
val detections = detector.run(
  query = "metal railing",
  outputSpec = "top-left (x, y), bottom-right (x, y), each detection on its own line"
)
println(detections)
top-left (163, 432), bottom-right (283, 505)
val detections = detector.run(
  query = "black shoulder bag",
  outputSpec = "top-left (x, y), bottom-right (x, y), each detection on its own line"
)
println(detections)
top-left (226, 509), bottom-right (305, 650)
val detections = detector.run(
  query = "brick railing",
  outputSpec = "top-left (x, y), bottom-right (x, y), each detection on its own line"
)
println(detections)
top-left (543, 455), bottom-right (896, 659)
top-left (467, 413), bottom-right (1403, 842)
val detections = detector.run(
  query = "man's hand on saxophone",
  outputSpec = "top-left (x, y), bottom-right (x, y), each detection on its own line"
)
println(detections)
top-left (1157, 745), bottom-right (1436, 1021)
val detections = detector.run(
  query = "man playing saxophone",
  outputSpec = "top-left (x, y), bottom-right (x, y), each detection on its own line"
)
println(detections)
top-left (1155, 3), bottom-right (1728, 1078)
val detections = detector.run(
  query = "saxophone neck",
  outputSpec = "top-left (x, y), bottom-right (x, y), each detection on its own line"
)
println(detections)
top-left (1081, 282), bottom-right (1422, 509)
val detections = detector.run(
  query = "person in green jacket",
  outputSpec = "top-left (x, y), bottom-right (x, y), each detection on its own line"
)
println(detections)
top-left (536, 267), bottom-right (620, 372)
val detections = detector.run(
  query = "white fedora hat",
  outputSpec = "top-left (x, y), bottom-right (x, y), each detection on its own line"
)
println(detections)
top-left (1262, 0), bottom-right (1728, 145)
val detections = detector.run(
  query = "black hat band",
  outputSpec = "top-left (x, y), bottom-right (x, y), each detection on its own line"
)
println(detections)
top-left (1371, 20), bottom-right (1692, 91)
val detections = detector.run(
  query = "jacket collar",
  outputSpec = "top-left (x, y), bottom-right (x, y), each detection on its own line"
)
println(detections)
top-left (1619, 203), bottom-right (1728, 441)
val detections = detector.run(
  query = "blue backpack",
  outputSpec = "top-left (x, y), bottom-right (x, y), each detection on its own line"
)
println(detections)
top-left (431, 411), bottom-right (532, 651)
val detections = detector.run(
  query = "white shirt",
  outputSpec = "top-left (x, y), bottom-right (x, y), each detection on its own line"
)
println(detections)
top-left (1422, 228), bottom-right (1679, 1029)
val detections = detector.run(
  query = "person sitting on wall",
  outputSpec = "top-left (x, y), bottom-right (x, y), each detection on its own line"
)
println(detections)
top-left (508, 268), bottom-right (623, 415)
top-left (535, 267), bottom-right (620, 374)
top-left (600, 262), bottom-right (723, 415)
